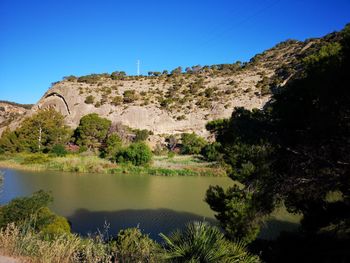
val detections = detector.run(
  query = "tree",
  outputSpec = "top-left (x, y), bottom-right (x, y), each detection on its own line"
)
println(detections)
top-left (75, 113), bottom-right (111, 150)
top-left (205, 24), bottom-right (350, 246)
top-left (101, 133), bottom-right (122, 160)
top-left (15, 109), bottom-right (71, 153)
top-left (171, 66), bottom-right (182, 75)
top-left (181, 133), bottom-right (207, 154)
top-left (0, 190), bottom-right (70, 237)
top-left (0, 128), bottom-right (20, 153)
top-left (111, 71), bottom-right (126, 80)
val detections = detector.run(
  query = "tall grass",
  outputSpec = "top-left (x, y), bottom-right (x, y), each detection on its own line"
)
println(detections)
top-left (0, 223), bottom-right (112, 263)
top-left (0, 153), bottom-right (226, 176)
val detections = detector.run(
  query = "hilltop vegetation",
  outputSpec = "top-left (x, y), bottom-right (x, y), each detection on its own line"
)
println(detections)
top-left (0, 31), bottom-right (332, 141)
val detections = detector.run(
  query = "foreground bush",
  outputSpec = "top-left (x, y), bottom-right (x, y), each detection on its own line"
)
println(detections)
top-left (160, 221), bottom-right (260, 263)
top-left (0, 190), bottom-right (71, 238)
top-left (114, 227), bottom-right (161, 262)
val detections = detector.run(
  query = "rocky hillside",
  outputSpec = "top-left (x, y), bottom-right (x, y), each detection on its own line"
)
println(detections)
top-left (1, 30), bottom-right (338, 139)
top-left (0, 101), bottom-right (32, 131)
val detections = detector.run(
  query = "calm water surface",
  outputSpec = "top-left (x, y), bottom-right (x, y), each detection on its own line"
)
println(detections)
top-left (0, 168), bottom-right (300, 240)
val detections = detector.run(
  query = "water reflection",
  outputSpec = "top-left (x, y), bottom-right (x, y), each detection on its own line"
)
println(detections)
top-left (68, 208), bottom-right (218, 241)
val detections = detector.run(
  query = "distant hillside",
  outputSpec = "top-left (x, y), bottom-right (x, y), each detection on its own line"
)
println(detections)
top-left (0, 27), bottom-right (343, 144)
top-left (0, 101), bottom-right (31, 130)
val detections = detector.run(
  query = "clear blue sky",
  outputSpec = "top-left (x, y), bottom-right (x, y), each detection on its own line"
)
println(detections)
top-left (1, 0), bottom-right (349, 104)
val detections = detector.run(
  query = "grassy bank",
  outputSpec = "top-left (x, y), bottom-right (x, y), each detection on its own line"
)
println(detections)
top-left (0, 153), bottom-right (226, 176)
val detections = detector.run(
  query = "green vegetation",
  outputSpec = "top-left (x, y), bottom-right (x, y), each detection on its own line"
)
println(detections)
top-left (0, 108), bottom-right (71, 153)
top-left (0, 192), bottom-right (259, 262)
top-left (115, 142), bottom-right (152, 166)
top-left (180, 133), bottom-right (207, 154)
top-left (160, 221), bottom-right (259, 263)
top-left (84, 95), bottom-right (95, 104)
top-left (74, 113), bottom-right (111, 150)
top-left (123, 89), bottom-right (138, 103)
top-left (51, 144), bottom-right (68, 157)
top-left (0, 190), bottom-right (70, 237)
top-left (100, 133), bottom-right (122, 160)
top-left (201, 142), bottom-right (222, 162)
top-left (115, 227), bottom-right (161, 262)
top-left (204, 24), bottom-right (350, 262)
top-left (111, 95), bottom-right (123, 106)
top-left (134, 129), bottom-right (150, 142)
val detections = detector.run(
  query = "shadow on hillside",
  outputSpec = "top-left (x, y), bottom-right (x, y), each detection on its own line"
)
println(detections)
top-left (67, 208), bottom-right (217, 241)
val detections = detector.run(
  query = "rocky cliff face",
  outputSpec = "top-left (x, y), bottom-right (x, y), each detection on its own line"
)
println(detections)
top-left (0, 101), bottom-right (31, 132)
top-left (1, 35), bottom-right (325, 138)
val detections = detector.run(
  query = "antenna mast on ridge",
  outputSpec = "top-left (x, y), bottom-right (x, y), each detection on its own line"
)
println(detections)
top-left (137, 60), bottom-right (140, 76)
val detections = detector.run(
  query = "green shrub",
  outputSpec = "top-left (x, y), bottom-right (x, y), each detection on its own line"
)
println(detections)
top-left (40, 215), bottom-right (71, 238)
top-left (116, 142), bottom-right (152, 166)
top-left (84, 95), bottom-right (95, 104)
top-left (201, 142), bottom-right (222, 162)
top-left (181, 133), bottom-right (207, 154)
top-left (51, 144), bottom-right (67, 157)
top-left (101, 134), bottom-right (122, 160)
top-left (114, 227), bottom-right (161, 262)
top-left (111, 96), bottom-right (123, 106)
top-left (134, 129), bottom-right (149, 142)
top-left (21, 154), bottom-right (50, 165)
top-left (123, 90), bottom-right (138, 103)
top-left (0, 190), bottom-right (53, 229)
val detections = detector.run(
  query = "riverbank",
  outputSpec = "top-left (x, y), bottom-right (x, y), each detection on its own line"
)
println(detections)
top-left (0, 153), bottom-right (226, 177)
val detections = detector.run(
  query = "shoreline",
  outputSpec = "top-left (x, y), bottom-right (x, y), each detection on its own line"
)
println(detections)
top-left (0, 154), bottom-right (226, 177)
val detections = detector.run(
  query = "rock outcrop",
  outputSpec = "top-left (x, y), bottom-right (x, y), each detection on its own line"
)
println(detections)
top-left (1, 35), bottom-right (328, 138)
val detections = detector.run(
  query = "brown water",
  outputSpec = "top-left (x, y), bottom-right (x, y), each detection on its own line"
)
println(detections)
top-left (0, 168), bottom-right (300, 240)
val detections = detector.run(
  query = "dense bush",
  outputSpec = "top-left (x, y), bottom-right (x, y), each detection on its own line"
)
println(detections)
top-left (123, 90), bottom-right (138, 103)
top-left (74, 113), bottom-right (111, 150)
top-left (114, 227), bottom-right (160, 262)
top-left (181, 133), bottom-right (207, 154)
top-left (100, 134), bottom-right (122, 160)
top-left (0, 190), bottom-right (70, 238)
top-left (50, 144), bottom-right (67, 157)
top-left (134, 129), bottom-right (149, 142)
top-left (115, 142), bottom-right (152, 166)
top-left (201, 142), bottom-right (222, 162)
top-left (84, 95), bottom-right (95, 104)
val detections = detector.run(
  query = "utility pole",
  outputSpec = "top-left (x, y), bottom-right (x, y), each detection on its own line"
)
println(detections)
top-left (137, 60), bottom-right (140, 76)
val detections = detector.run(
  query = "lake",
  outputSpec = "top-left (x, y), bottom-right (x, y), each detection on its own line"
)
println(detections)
top-left (0, 168), bottom-right (300, 241)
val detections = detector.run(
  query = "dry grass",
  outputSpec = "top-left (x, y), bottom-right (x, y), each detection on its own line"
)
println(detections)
top-left (0, 223), bottom-right (111, 263)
